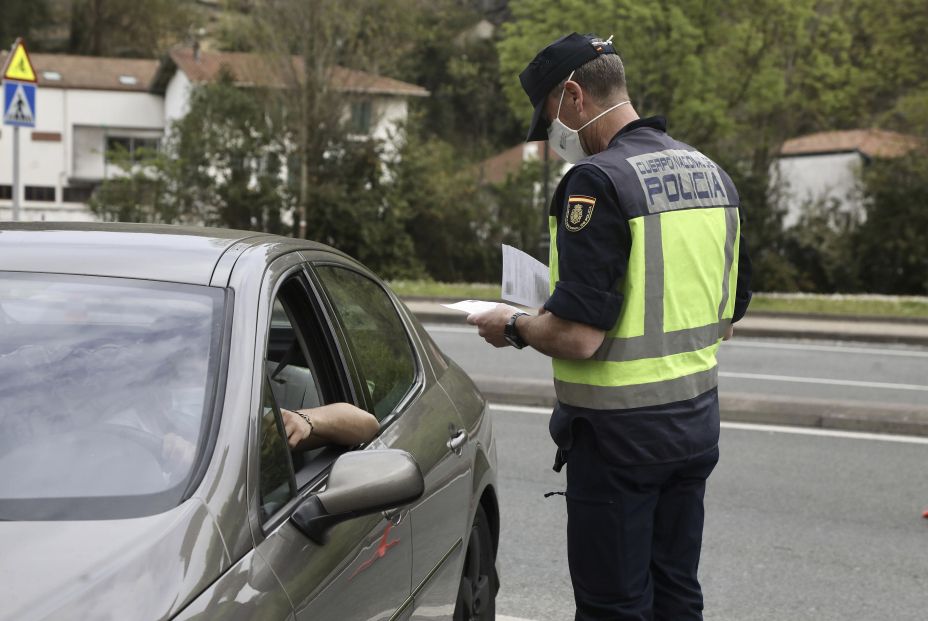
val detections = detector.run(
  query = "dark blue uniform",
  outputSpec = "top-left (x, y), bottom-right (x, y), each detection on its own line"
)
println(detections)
top-left (545, 117), bottom-right (752, 620)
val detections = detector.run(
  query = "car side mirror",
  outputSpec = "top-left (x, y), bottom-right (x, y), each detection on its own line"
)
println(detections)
top-left (291, 449), bottom-right (424, 544)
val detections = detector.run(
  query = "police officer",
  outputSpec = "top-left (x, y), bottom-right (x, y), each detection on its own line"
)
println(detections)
top-left (468, 33), bottom-right (752, 620)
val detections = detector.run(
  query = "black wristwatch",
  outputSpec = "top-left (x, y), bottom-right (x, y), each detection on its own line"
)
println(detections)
top-left (504, 312), bottom-right (529, 349)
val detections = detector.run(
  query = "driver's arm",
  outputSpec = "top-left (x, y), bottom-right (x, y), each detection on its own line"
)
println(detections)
top-left (281, 403), bottom-right (379, 450)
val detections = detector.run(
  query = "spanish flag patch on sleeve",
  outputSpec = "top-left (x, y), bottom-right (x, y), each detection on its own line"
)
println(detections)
top-left (565, 195), bottom-right (596, 232)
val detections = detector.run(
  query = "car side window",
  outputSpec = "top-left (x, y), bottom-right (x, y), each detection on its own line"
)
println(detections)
top-left (258, 276), bottom-right (331, 521)
top-left (314, 266), bottom-right (417, 421)
top-left (259, 377), bottom-right (296, 522)
top-left (266, 298), bottom-right (323, 412)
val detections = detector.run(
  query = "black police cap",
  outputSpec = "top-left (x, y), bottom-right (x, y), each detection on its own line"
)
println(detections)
top-left (519, 32), bottom-right (617, 142)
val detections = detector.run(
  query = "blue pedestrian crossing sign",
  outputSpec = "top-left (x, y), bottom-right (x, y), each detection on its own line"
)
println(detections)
top-left (3, 81), bottom-right (36, 127)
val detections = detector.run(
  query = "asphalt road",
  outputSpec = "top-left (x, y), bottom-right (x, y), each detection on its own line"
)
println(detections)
top-left (425, 325), bottom-right (928, 409)
top-left (490, 405), bottom-right (928, 621)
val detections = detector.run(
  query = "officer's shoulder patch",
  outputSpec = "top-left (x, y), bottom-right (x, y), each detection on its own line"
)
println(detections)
top-left (565, 195), bottom-right (596, 232)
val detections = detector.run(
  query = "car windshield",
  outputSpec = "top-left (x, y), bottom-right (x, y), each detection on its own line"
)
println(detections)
top-left (0, 272), bottom-right (226, 520)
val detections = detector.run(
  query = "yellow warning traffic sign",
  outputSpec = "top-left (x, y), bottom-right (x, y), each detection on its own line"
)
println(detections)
top-left (3, 39), bottom-right (37, 83)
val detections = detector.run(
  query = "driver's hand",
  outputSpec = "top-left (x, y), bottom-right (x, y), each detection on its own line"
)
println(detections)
top-left (281, 409), bottom-right (312, 449)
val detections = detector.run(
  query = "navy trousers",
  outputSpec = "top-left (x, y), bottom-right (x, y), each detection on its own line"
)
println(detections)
top-left (565, 424), bottom-right (719, 621)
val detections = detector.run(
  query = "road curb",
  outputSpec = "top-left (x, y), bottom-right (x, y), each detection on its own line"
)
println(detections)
top-left (473, 376), bottom-right (928, 438)
top-left (727, 326), bottom-right (928, 347)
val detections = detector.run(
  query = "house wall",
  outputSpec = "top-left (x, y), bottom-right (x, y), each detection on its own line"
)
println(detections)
top-left (0, 87), bottom-right (164, 222)
top-left (371, 97), bottom-right (408, 144)
top-left (773, 152), bottom-right (864, 228)
top-left (164, 71), bottom-right (192, 129)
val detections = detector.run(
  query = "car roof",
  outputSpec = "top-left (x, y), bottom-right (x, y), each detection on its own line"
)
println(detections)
top-left (0, 222), bottom-right (339, 285)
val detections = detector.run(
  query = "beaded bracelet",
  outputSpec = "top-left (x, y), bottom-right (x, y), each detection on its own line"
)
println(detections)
top-left (297, 410), bottom-right (314, 435)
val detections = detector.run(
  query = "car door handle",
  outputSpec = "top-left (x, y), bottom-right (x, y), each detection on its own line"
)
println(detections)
top-left (447, 428), bottom-right (467, 456)
top-left (382, 508), bottom-right (407, 525)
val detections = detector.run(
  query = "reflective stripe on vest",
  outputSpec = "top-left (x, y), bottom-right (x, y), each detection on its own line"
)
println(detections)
top-left (549, 205), bottom-right (739, 410)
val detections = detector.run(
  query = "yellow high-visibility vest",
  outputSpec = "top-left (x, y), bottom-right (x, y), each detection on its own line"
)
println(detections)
top-left (549, 138), bottom-right (740, 410)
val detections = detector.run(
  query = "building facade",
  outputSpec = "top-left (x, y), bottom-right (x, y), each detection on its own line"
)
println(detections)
top-left (0, 46), bottom-right (428, 222)
top-left (773, 129), bottom-right (921, 228)
top-left (0, 55), bottom-right (162, 221)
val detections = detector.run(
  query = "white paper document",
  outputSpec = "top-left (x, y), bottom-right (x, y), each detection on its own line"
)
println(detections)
top-left (441, 300), bottom-right (499, 315)
top-left (501, 244), bottom-right (549, 309)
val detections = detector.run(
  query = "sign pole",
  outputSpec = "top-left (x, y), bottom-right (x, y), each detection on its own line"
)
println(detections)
top-left (2, 38), bottom-right (38, 222)
top-left (12, 125), bottom-right (19, 221)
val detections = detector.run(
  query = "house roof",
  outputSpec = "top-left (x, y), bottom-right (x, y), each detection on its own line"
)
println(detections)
top-left (0, 51), bottom-right (159, 92)
top-left (779, 129), bottom-right (921, 159)
top-left (0, 47), bottom-right (428, 98)
top-left (478, 141), bottom-right (562, 185)
top-left (163, 46), bottom-right (429, 97)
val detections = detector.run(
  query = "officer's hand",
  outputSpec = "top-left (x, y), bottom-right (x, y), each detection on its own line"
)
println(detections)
top-left (723, 324), bottom-right (734, 341)
top-left (467, 303), bottom-right (520, 348)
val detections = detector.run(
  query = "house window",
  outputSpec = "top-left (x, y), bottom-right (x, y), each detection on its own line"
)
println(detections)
top-left (350, 100), bottom-right (372, 134)
top-left (0, 185), bottom-right (11, 200)
top-left (63, 186), bottom-right (94, 203)
top-left (25, 186), bottom-right (56, 202)
top-left (106, 135), bottom-right (160, 162)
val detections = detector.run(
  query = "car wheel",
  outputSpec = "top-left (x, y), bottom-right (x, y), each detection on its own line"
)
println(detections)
top-left (454, 505), bottom-right (497, 621)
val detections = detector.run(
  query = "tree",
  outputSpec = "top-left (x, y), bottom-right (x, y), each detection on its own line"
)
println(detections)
top-left (90, 72), bottom-right (427, 278)
top-left (88, 145), bottom-right (178, 223)
top-left (90, 72), bottom-right (291, 231)
top-left (854, 150), bottom-right (928, 295)
top-left (241, 0), bottom-right (425, 239)
top-left (781, 198), bottom-right (861, 292)
top-left (483, 159), bottom-right (547, 264)
top-left (310, 137), bottom-right (422, 279)
top-left (392, 0), bottom-right (523, 158)
top-left (0, 1), bottom-right (50, 51)
top-left (496, 0), bottom-right (880, 291)
top-left (67, 0), bottom-right (196, 57)
top-left (169, 71), bottom-right (291, 231)
top-left (385, 128), bottom-right (496, 282)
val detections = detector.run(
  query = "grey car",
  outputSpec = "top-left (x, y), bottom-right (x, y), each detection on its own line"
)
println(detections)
top-left (0, 223), bottom-right (499, 621)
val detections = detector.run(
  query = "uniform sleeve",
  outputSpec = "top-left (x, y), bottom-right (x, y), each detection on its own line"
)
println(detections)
top-left (543, 165), bottom-right (630, 330)
top-left (732, 211), bottom-right (753, 323)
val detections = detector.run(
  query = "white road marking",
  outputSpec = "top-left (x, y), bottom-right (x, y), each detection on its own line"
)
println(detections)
top-left (491, 404), bottom-right (553, 415)
top-left (490, 403), bottom-right (928, 444)
top-left (724, 339), bottom-right (928, 358)
top-left (497, 616), bottom-right (539, 621)
top-left (720, 421), bottom-right (928, 444)
top-left (719, 371), bottom-right (928, 392)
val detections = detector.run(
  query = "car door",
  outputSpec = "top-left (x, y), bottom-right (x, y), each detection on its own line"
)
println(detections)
top-left (310, 262), bottom-right (474, 615)
top-left (247, 260), bottom-right (414, 621)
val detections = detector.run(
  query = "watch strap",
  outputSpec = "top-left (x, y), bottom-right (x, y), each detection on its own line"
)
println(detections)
top-left (505, 311), bottom-right (529, 349)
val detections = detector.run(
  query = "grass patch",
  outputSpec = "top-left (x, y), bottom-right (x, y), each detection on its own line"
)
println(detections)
top-left (389, 280), bottom-right (928, 319)
top-left (750, 293), bottom-right (928, 319)
top-left (389, 280), bottom-right (502, 300)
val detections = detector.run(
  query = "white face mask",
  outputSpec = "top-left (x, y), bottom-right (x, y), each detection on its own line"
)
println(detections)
top-left (547, 70), bottom-right (630, 164)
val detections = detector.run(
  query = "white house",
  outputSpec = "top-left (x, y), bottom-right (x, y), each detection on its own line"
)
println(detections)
top-left (773, 128), bottom-right (921, 228)
top-left (0, 53), bottom-right (163, 222)
top-left (153, 46), bottom-right (429, 147)
top-left (0, 45), bottom-right (429, 222)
